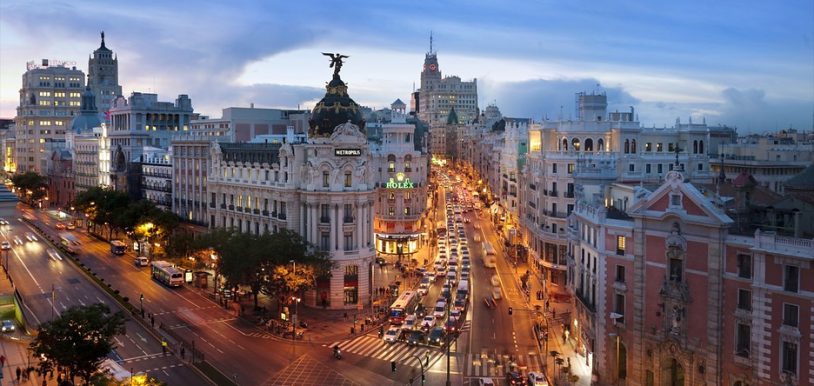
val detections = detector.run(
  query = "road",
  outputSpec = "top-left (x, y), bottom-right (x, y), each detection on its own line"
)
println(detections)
top-left (3, 205), bottom-right (206, 385)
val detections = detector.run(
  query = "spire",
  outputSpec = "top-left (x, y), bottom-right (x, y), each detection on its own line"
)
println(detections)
top-left (429, 31), bottom-right (433, 54)
top-left (101, 31), bottom-right (106, 49)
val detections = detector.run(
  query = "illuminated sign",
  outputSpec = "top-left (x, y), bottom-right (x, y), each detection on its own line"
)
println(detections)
top-left (385, 172), bottom-right (414, 189)
top-left (335, 149), bottom-right (361, 156)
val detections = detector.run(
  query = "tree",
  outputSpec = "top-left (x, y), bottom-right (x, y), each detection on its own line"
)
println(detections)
top-left (30, 303), bottom-right (126, 385)
top-left (11, 171), bottom-right (48, 204)
top-left (267, 230), bottom-right (333, 301)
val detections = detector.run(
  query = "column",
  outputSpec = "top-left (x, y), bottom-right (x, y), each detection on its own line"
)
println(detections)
top-left (300, 203), bottom-right (306, 239)
top-left (356, 202), bottom-right (363, 250)
top-left (307, 203), bottom-right (315, 245)
top-left (333, 204), bottom-right (339, 251)
top-left (338, 203), bottom-right (345, 252)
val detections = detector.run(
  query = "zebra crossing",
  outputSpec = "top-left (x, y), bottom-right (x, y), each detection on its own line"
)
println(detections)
top-left (464, 352), bottom-right (546, 378)
top-left (326, 334), bottom-right (446, 367)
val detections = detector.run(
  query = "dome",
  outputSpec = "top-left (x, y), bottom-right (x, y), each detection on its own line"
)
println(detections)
top-left (70, 85), bottom-right (101, 133)
top-left (309, 74), bottom-right (365, 138)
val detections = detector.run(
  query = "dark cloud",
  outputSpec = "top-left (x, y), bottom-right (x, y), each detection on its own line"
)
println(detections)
top-left (482, 78), bottom-right (640, 120)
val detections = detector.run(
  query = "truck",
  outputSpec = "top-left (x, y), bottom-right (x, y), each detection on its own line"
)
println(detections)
top-left (483, 241), bottom-right (496, 268)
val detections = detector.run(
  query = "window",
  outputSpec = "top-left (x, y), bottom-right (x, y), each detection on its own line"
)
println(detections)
top-left (669, 253), bottom-right (683, 282)
top-left (657, 143), bottom-right (663, 152)
top-left (320, 232), bottom-right (330, 251)
top-left (344, 171), bottom-right (352, 187)
top-left (404, 207), bottom-right (411, 215)
top-left (783, 304), bottom-right (799, 327)
top-left (616, 236), bottom-right (625, 255)
top-left (388, 207), bottom-right (395, 216)
top-left (668, 143), bottom-right (675, 152)
top-left (737, 289), bottom-right (751, 310)
top-left (552, 164), bottom-right (557, 174)
top-left (320, 204), bottom-right (330, 222)
top-left (388, 193), bottom-right (395, 202)
top-left (628, 164), bottom-right (634, 172)
top-left (736, 254), bottom-right (752, 279)
top-left (567, 163), bottom-right (575, 174)
top-left (697, 163), bottom-right (703, 171)
top-left (322, 171), bottom-right (329, 187)
top-left (736, 323), bottom-right (750, 357)
top-left (344, 233), bottom-right (353, 251)
top-left (280, 202), bottom-right (286, 217)
top-left (616, 265), bottom-right (626, 283)
top-left (645, 142), bottom-right (652, 152)
top-left (614, 294), bottom-right (625, 324)
top-left (404, 155), bottom-right (412, 172)
top-left (618, 342), bottom-right (627, 379)
top-left (670, 194), bottom-right (681, 207)
top-left (646, 164), bottom-right (651, 173)
top-left (658, 164), bottom-right (663, 173)
top-left (387, 154), bottom-right (396, 172)
top-left (782, 341), bottom-right (797, 375)
top-left (784, 265), bottom-right (799, 292)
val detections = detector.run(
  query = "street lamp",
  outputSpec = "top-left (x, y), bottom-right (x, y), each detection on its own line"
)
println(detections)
top-left (290, 259), bottom-right (300, 361)
top-left (139, 293), bottom-right (145, 318)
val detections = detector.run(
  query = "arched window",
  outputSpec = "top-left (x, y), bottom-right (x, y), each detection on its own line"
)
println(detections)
top-left (572, 138), bottom-right (581, 151)
top-left (693, 140), bottom-right (698, 154)
top-left (624, 139), bottom-right (630, 154)
top-left (631, 139), bottom-right (637, 153)
top-left (584, 138), bottom-right (594, 152)
top-left (387, 154), bottom-right (396, 172)
top-left (404, 155), bottom-right (412, 172)
top-left (597, 138), bottom-right (604, 151)
top-left (562, 138), bottom-right (568, 151)
top-left (699, 140), bottom-right (704, 154)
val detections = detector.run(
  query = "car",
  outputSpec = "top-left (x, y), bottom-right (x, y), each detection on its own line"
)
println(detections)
top-left (526, 372), bottom-right (549, 386)
top-left (433, 302), bottom-right (447, 319)
top-left (441, 283), bottom-right (452, 298)
top-left (375, 256), bottom-right (387, 266)
top-left (0, 218), bottom-right (8, 225)
top-left (491, 275), bottom-right (501, 287)
top-left (477, 378), bottom-right (496, 386)
top-left (421, 315), bottom-right (436, 330)
top-left (0, 241), bottom-right (10, 250)
top-left (1, 320), bottom-right (14, 332)
top-left (444, 318), bottom-right (459, 333)
top-left (473, 233), bottom-right (482, 242)
top-left (55, 222), bottom-right (66, 230)
top-left (66, 222), bottom-right (77, 230)
top-left (404, 314), bottom-right (418, 330)
top-left (383, 326), bottom-right (401, 343)
top-left (24, 232), bottom-right (37, 242)
top-left (406, 330), bottom-right (427, 346)
top-left (449, 309), bottom-right (462, 322)
top-left (134, 256), bottom-right (149, 267)
top-left (506, 370), bottom-right (525, 385)
top-left (464, 218), bottom-right (471, 223)
top-left (435, 268), bottom-right (446, 277)
top-left (454, 297), bottom-right (467, 311)
top-left (12, 236), bottom-right (22, 245)
top-left (473, 223), bottom-right (481, 229)
top-left (47, 248), bottom-right (63, 261)
top-left (428, 326), bottom-right (446, 345)
top-left (492, 287), bottom-right (502, 300)
top-left (418, 282), bottom-right (429, 296)
top-left (460, 272), bottom-right (470, 282)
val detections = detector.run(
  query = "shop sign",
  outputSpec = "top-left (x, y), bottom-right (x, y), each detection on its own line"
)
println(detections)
top-left (385, 172), bottom-right (414, 189)
top-left (335, 148), bottom-right (361, 156)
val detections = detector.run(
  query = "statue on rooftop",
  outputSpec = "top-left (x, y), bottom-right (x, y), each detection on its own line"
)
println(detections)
top-left (322, 53), bottom-right (349, 76)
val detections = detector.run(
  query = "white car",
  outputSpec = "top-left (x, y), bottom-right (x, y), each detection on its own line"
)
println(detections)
top-left (418, 282), bottom-right (430, 296)
top-left (527, 372), bottom-right (548, 386)
top-left (46, 249), bottom-right (62, 261)
top-left (433, 302), bottom-right (447, 319)
top-left (473, 223), bottom-right (481, 229)
top-left (490, 275), bottom-right (500, 287)
top-left (1, 320), bottom-right (14, 332)
top-left (421, 315), bottom-right (436, 329)
top-left (492, 286), bottom-right (502, 300)
top-left (0, 241), bottom-right (10, 250)
top-left (24, 232), bottom-right (37, 242)
top-left (12, 236), bottom-right (22, 245)
top-left (477, 377), bottom-right (496, 386)
top-left (384, 327), bottom-right (401, 343)
top-left (404, 314), bottom-right (418, 330)
top-left (449, 309), bottom-right (462, 323)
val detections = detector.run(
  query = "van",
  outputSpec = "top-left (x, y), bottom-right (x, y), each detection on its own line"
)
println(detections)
top-left (134, 256), bottom-right (149, 267)
top-left (456, 280), bottom-right (469, 299)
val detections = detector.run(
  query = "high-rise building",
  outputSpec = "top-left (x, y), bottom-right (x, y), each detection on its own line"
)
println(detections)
top-left (87, 32), bottom-right (122, 121)
top-left (14, 59), bottom-right (85, 173)
top-left (417, 38), bottom-right (478, 126)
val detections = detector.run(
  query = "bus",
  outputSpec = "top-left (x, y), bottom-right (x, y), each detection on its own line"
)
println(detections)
top-left (389, 290), bottom-right (420, 325)
top-left (151, 261), bottom-right (184, 287)
top-left (110, 240), bottom-right (126, 255)
top-left (483, 242), bottom-right (496, 268)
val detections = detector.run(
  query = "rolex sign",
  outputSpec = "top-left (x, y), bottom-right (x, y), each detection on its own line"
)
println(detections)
top-left (386, 172), bottom-right (414, 189)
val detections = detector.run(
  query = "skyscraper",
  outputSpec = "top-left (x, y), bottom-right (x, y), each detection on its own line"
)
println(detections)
top-left (87, 32), bottom-right (122, 122)
top-left (416, 35), bottom-right (478, 126)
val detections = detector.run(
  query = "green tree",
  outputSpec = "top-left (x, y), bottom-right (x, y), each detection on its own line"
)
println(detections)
top-left (11, 171), bottom-right (48, 204)
top-left (267, 230), bottom-right (333, 301)
top-left (30, 303), bottom-right (126, 385)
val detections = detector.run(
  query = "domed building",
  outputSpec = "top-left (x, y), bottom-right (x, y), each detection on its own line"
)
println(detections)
top-left (208, 58), bottom-right (378, 309)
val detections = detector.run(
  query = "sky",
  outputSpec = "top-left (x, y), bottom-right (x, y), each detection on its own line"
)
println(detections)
top-left (1, 0), bottom-right (812, 133)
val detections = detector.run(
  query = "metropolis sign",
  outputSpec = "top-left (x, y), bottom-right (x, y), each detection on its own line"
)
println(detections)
top-left (335, 149), bottom-right (361, 156)
top-left (386, 172), bottom-right (414, 189)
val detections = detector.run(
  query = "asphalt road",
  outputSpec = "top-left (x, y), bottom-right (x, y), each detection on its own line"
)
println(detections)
top-left (4, 205), bottom-right (205, 385)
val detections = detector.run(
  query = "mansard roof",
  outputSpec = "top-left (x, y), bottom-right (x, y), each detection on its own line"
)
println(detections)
top-left (219, 142), bottom-right (282, 165)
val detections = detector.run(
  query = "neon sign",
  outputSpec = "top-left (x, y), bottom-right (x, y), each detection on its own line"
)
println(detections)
top-left (385, 172), bottom-right (414, 189)
top-left (335, 149), bottom-right (361, 156)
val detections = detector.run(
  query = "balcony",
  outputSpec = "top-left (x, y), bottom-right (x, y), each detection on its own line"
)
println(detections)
top-left (253, 209), bottom-right (260, 215)
top-left (320, 216), bottom-right (330, 223)
top-left (549, 190), bottom-right (558, 197)
top-left (565, 191), bottom-right (575, 198)
top-left (528, 201), bottom-right (536, 209)
top-left (262, 210), bottom-right (269, 216)
top-left (271, 211), bottom-right (277, 218)
top-left (236, 206), bottom-right (243, 212)
top-left (228, 205), bottom-right (234, 210)
top-left (220, 203), bottom-right (226, 209)
top-left (575, 290), bottom-right (596, 313)
top-left (344, 216), bottom-right (354, 224)
top-left (278, 213), bottom-right (287, 220)
top-left (541, 210), bottom-right (568, 219)
top-left (210, 202), bottom-right (215, 208)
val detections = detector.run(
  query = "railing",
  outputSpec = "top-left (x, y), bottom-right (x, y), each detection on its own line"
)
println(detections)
top-left (344, 216), bottom-right (354, 224)
top-left (575, 290), bottom-right (596, 313)
top-left (320, 216), bottom-right (330, 223)
top-left (278, 213), bottom-right (286, 220)
top-left (564, 191), bottom-right (575, 198)
top-left (228, 205), bottom-right (234, 210)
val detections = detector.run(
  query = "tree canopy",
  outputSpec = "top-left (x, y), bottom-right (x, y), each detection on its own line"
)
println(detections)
top-left (30, 303), bottom-right (126, 385)
top-left (11, 171), bottom-right (48, 203)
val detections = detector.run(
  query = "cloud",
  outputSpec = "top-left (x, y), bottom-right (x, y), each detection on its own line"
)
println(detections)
top-left (188, 83), bottom-right (324, 115)
top-left (481, 78), bottom-right (640, 120)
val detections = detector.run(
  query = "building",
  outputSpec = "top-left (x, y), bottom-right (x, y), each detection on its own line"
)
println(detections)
top-left (710, 132), bottom-right (813, 194)
top-left (86, 32), bottom-right (122, 121)
top-left (108, 92), bottom-right (194, 197)
top-left (66, 81), bottom-right (104, 194)
top-left (520, 92), bottom-right (718, 299)
top-left (190, 106), bottom-right (308, 143)
top-left (171, 135), bottom-right (217, 226)
top-left (371, 100), bottom-right (429, 257)
top-left (46, 149), bottom-right (73, 208)
top-left (14, 59), bottom-right (85, 173)
top-left (207, 66), bottom-right (378, 309)
top-left (416, 41), bottom-right (478, 126)
top-left (0, 119), bottom-right (15, 175)
top-left (140, 147), bottom-right (172, 210)
top-left (568, 171), bottom-right (813, 386)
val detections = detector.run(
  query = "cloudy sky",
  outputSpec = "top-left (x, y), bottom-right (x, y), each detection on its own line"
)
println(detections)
top-left (1, 0), bottom-right (812, 133)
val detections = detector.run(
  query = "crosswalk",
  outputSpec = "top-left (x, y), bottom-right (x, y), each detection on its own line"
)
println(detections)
top-left (464, 352), bottom-right (546, 378)
top-left (326, 335), bottom-right (446, 367)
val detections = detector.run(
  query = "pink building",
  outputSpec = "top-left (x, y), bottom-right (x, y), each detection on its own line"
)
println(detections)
top-left (570, 171), bottom-right (813, 386)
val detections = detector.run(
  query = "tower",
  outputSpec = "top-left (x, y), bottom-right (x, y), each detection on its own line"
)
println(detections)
top-left (88, 31), bottom-right (122, 122)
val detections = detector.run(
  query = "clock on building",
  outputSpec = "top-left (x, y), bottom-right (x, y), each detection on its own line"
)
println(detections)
top-left (429, 64), bottom-right (437, 71)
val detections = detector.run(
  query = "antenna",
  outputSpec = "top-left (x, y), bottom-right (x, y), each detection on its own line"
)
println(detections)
top-left (429, 31), bottom-right (433, 53)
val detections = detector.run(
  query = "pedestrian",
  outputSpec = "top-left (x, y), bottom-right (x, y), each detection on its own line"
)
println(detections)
top-left (15, 366), bottom-right (20, 382)
top-left (567, 357), bottom-right (571, 367)
top-left (361, 324), bottom-right (365, 332)
top-left (181, 346), bottom-right (186, 359)
top-left (343, 312), bottom-right (348, 320)
top-left (562, 332), bottom-right (566, 344)
top-left (151, 315), bottom-right (155, 328)
top-left (350, 326), bottom-right (355, 335)
top-left (0, 354), bottom-right (5, 366)
top-left (162, 340), bottom-right (168, 355)
top-left (545, 299), bottom-right (550, 311)
top-left (57, 374), bottom-right (62, 384)
top-left (42, 379), bottom-right (47, 386)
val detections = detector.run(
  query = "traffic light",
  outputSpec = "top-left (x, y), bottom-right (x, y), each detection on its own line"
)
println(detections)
top-left (508, 307), bottom-right (513, 315)
top-left (391, 360), bottom-right (396, 373)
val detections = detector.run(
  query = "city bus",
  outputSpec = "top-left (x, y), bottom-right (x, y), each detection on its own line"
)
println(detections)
top-left (150, 261), bottom-right (184, 287)
top-left (110, 240), bottom-right (126, 255)
top-left (482, 241), bottom-right (496, 268)
top-left (389, 290), bottom-right (420, 325)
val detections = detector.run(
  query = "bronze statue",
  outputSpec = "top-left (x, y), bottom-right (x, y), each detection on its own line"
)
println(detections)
top-left (322, 53), bottom-right (349, 76)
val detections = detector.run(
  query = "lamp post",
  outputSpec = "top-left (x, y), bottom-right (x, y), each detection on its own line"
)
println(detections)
top-left (290, 259), bottom-right (299, 361)
top-left (139, 293), bottom-right (145, 318)
top-left (445, 300), bottom-right (451, 386)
